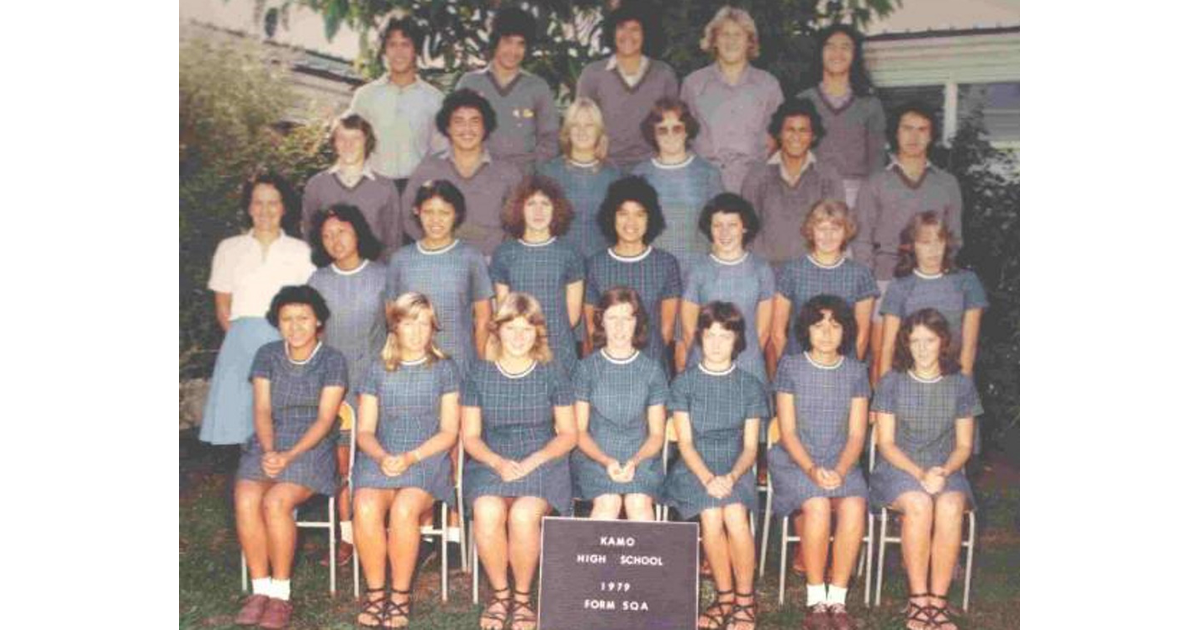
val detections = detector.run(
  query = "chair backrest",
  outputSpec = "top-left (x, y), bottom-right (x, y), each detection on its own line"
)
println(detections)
top-left (868, 423), bottom-right (877, 472)
top-left (340, 400), bottom-right (357, 472)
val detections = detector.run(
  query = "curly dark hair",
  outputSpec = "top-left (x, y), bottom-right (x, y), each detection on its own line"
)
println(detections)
top-left (697, 301), bottom-right (747, 360)
top-left (488, 6), bottom-right (536, 54)
top-left (501, 174), bottom-right (575, 239)
top-left (892, 308), bottom-right (960, 374)
top-left (597, 176), bottom-right (666, 245)
top-left (698, 192), bottom-right (761, 246)
top-left (768, 97), bottom-right (826, 149)
top-left (794, 294), bottom-right (857, 357)
top-left (412, 179), bottom-right (468, 230)
top-left (240, 170), bottom-right (301, 237)
top-left (813, 24), bottom-right (874, 97)
top-left (267, 285), bottom-right (331, 331)
top-left (591, 285), bottom-right (651, 351)
top-left (888, 100), bottom-right (940, 153)
top-left (308, 204), bottom-right (384, 266)
top-left (435, 88), bottom-right (497, 141)
top-left (377, 16), bottom-right (426, 63)
top-left (602, 3), bottom-right (665, 58)
top-left (640, 96), bottom-right (700, 149)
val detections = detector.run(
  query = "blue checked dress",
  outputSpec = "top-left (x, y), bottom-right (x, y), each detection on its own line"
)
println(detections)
top-left (683, 252), bottom-right (775, 386)
top-left (664, 365), bottom-right (769, 519)
top-left (461, 361), bottom-right (576, 516)
top-left (767, 353), bottom-right (870, 516)
top-left (351, 356), bottom-right (459, 503)
top-left (308, 261), bottom-right (387, 445)
top-left (631, 156), bottom-right (725, 280)
top-left (585, 247), bottom-right (682, 367)
top-left (869, 371), bottom-right (983, 508)
top-left (570, 350), bottom-right (670, 500)
top-left (775, 255), bottom-right (879, 356)
top-left (236, 341), bottom-right (349, 496)
top-left (386, 240), bottom-right (493, 378)
top-left (489, 238), bottom-right (586, 376)
top-left (537, 157), bottom-right (622, 260)
top-left (879, 270), bottom-right (988, 357)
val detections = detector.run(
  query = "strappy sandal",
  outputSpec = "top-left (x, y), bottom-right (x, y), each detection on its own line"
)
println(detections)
top-left (697, 588), bottom-right (733, 629)
top-left (479, 585), bottom-right (511, 630)
top-left (905, 593), bottom-right (934, 630)
top-left (726, 591), bottom-right (757, 630)
top-left (356, 587), bottom-right (388, 628)
top-left (511, 589), bottom-right (538, 630)
top-left (924, 594), bottom-right (959, 630)
top-left (383, 589), bottom-right (412, 629)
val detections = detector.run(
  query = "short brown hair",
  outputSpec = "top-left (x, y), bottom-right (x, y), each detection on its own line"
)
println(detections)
top-left (894, 210), bottom-right (959, 277)
top-left (697, 301), bottom-right (747, 360)
top-left (892, 308), bottom-right (960, 374)
top-left (591, 286), bottom-right (650, 351)
top-left (501, 174), bottom-right (575, 239)
top-left (640, 97), bottom-right (700, 149)
top-left (485, 292), bottom-right (553, 363)
top-left (329, 112), bottom-right (377, 160)
top-left (802, 199), bottom-right (858, 252)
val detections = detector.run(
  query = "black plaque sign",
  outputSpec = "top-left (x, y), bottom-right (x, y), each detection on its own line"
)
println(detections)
top-left (537, 517), bottom-right (699, 630)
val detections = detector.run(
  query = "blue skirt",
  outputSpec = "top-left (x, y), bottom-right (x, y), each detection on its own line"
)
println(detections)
top-left (199, 318), bottom-right (279, 445)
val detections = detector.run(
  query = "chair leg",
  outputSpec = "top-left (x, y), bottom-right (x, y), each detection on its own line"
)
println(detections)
top-left (862, 513), bottom-right (873, 606)
top-left (472, 536), bottom-right (479, 605)
top-left (758, 491), bottom-right (772, 579)
top-left (777, 517), bottom-right (788, 605)
top-left (328, 497), bottom-right (337, 595)
top-left (963, 511), bottom-right (976, 612)
top-left (441, 503), bottom-right (450, 602)
top-left (353, 547), bottom-right (360, 599)
top-left (240, 551), bottom-right (248, 593)
top-left (874, 510), bottom-right (887, 608)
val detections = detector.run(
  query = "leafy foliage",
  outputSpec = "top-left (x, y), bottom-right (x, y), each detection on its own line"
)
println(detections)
top-left (179, 37), bottom-right (334, 378)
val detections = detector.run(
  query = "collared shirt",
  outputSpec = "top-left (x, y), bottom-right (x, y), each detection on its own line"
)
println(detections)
top-left (398, 149), bottom-right (523, 256)
top-left (681, 62), bottom-right (783, 191)
top-left (741, 155), bottom-right (845, 265)
top-left (605, 54), bottom-right (650, 87)
top-left (329, 163), bottom-right (376, 187)
top-left (795, 86), bottom-right (887, 179)
top-left (455, 65), bottom-right (560, 173)
top-left (766, 150), bottom-right (816, 187)
top-left (576, 57), bottom-right (680, 169)
top-left (349, 75), bottom-right (447, 179)
top-left (209, 232), bottom-right (316, 320)
top-left (850, 160), bottom-right (964, 280)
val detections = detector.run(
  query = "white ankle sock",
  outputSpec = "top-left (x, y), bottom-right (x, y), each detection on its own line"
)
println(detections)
top-left (272, 579), bottom-right (291, 601)
top-left (340, 520), bottom-right (354, 545)
top-left (806, 583), bottom-right (827, 607)
top-left (251, 577), bottom-right (272, 596)
top-left (826, 584), bottom-right (848, 606)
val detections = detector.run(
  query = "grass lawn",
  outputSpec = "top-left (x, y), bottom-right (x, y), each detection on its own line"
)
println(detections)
top-left (180, 434), bottom-right (1018, 629)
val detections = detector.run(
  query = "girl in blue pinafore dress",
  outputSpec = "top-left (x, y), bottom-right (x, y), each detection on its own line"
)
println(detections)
top-left (490, 174), bottom-right (586, 378)
top-left (571, 285), bottom-right (669, 520)
top-left (349, 292), bottom-right (461, 628)
top-left (583, 176), bottom-right (681, 372)
top-left (232, 286), bottom-right (347, 628)
top-left (386, 180), bottom-right (493, 380)
top-left (461, 293), bottom-right (578, 630)
top-left (870, 308), bottom-right (983, 630)
top-left (767, 294), bottom-right (869, 624)
top-left (306, 203), bottom-right (388, 566)
top-left (664, 302), bottom-right (768, 630)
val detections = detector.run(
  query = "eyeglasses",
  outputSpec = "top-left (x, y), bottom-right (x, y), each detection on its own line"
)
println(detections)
top-left (654, 124), bottom-right (686, 136)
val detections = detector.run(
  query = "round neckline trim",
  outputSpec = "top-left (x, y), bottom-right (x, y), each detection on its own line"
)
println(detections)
top-left (401, 355), bottom-right (429, 367)
top-left (652, 154), bottom-right (696, 170)
top-left (600, 348), bottom-right (639, 365)
top-left (331, 259), bottom-right (369, 276)
top-left (908, 370), bottom-right (944, 384)
top-left (607, 246), bottom-right (653, 263)
top-left (416, 239), bottom-right (460, 255)
top-left (914, 269), bottom-right (945, 280)
top-left (710, 251), bottom-right (748, 266)
top-left (567, 157), bottom-right (600, 168)
top-left (520, 236), bottom-right (556, 247)
top-left (807, 254), bottom-right (846, 270)
top-left (804, 352), bottom-right (844, 370)
top-left (496, 360), bottom-right (536, 379)
top-left (698, 362), bottom-right (736, 376)
top-left (286, 341), bottom-right (322, 366)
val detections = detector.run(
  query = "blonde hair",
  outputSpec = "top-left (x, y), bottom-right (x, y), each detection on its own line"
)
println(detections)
top-left (381, 292), bottom-right (446, 371)
top-left (559, 97), bottom-right (610, 161)
top-left (699, 6), bottom-right (761, 60)
top-left (485, 292), bottom-right (553, 364)
top-left (802, 199), bottom-right (858, 252)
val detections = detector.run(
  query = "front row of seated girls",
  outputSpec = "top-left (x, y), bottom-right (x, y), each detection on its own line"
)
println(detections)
top-left (230, 282), bottom-right (979, 630)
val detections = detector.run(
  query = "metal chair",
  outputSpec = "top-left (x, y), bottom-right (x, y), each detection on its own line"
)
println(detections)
top-left (352, 410), bottom-right (468, 602)
top-left (757, 418), bottom-right (872, 605)
top-left (239, 401), bottom-right (353, 596)
top-left (869, 425), bottom-right (977, 610)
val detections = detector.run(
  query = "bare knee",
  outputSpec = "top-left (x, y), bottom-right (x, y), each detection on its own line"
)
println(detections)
top-left (390, 497), bottom-right (422, 526)
top-left (261, 489), bottom-right (296, 519)
top-left (934, 493), bottom-right (967, 521)
top-left (722, 505), bottom-right (751, 536)
top-left (508, 502), bottom-right (546, 533)
top-left (234, 484), bottom-right (264, 515)
top-left (624, 494), bottom-right (654, 518)
top-left (837, 497), bottom-right (866, 523)
top-left (898, 492), bottom-right (933, 523)
top-left (473, 498), bottom-right (507, 533)
top-left (699, 509), bottom-right (725, 536)
top-left (802, 497), bottom-right (832, 522)
top-left (592, 494), bottom-right (622, 516)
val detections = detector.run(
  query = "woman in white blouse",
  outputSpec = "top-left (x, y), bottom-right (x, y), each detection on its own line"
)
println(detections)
top-left (200, 171), bottom-right (317, 445)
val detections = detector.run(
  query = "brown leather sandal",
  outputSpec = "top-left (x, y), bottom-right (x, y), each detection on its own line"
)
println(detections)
top-left (905, 593), bottom-right (934, 630)
top-left (356, 587), bottom-right (387, 628)
top-left (479, 585), bottom-right (511, 630)
top-left (925, 594), bottom-right (959, 630)
top-left (727, 591), bottom-right (757, 630)
top-left (382, 589), bottom-right (412, 629)
top-left (511, 589), bottom-right (538, 630)
top-left (697, 588), bottom-right (733, 629)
